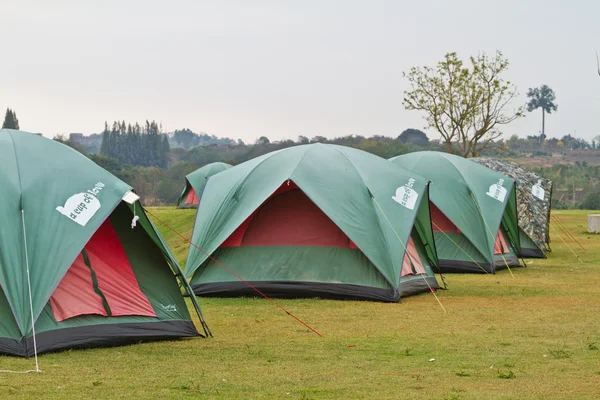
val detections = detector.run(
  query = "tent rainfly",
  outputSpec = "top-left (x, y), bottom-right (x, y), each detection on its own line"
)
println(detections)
top-left (472, 157), bottom-right (552, 258)
top-left (390, 151), bottom-right (522, 274)
top-left (177, 162), bottom-right (232, 208)
top-left (0, 129), bottom-right (210, 357)
top-left (185, 143), bottom-right (441, 302)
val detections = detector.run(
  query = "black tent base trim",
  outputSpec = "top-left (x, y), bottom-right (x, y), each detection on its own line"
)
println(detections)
top-left (192, 281), bottom-right (398, 302)
top-left (518, 248), bottom-right (546, 259)
top-left (399, 276), bottom-right (440, 298)
top-left (438, 255), bottom-right (522, 274)
top-left (191, 277), bottom-right (440, 303)
top-left (438, 260), bottom-right (494, 274)
top-left (0, 320), bottom-right (199, 358)
top-left (493, 255), bottom-right (522, 271)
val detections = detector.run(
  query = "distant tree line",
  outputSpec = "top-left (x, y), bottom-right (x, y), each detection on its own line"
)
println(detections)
top-left (49, 127), bottom-right (433, 205)
top-left (2, 108), bottom-right (20, 129)
top-left (171, 128), bottom-right (236, 149)
top-left (56, 122), bottom-right (600, 209)
top-left (100, 120), bottom-right (170, 168)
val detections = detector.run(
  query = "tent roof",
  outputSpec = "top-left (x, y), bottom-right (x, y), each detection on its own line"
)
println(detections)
top-left (473, 157), bottom-right (552, 251)
top-left (390, 151), bottom-right (520, 262)
top-left (178, 162), bottom-right (232, 206)
top-left (185, 143), bottom-right (439, 295)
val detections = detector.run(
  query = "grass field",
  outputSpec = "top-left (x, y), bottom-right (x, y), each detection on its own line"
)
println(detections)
top-left (1, 209), bottom-right (599, 399)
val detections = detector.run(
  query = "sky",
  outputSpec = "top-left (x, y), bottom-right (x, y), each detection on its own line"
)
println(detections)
top-left (1, 0), bottom-right (600, 143)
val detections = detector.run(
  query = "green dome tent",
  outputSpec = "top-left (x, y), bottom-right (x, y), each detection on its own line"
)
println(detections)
top-left (185, 144), bottom-right (441, 302)
top-left (177, 162), bottom-right (232, 208)
top-left (472, 157), bottom-right (552, 258)
top-left (390, 152), bottom-right (522, 274)
top-left (0, 130), bottom-right (210, 357)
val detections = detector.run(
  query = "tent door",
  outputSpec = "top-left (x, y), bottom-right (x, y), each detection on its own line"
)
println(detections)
top-left (50, 219), bottom-right (157, 322)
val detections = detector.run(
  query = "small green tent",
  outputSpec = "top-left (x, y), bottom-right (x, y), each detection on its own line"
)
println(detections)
top-left (0, 130), bottom-right (210, 357)
top-left (185, 144), bottom-right (441, 302)
top-left (390, 152), bottom-right (522, 274)
top-left (177, 162), bottom-right (232, 208)
top-left (473, 157), bottom-right (552, 258)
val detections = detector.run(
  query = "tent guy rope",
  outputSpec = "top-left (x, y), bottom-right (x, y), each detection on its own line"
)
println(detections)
top-left (551, 215), bottom-right (586, 251)
top-left (430, 221), bottom-right (490, 274)
top-left (549, 222), bottom-right (583, 263)
top-left (143, 207), bottom-right (323, 337)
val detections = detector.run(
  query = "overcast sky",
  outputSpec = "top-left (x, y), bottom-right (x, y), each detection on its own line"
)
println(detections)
top-left (1, 0), bottom-right (599, 143)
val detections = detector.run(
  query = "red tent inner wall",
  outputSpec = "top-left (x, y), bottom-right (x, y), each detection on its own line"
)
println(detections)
top-left (494, 229), bottom-right (510, 255)
top-left (431, 201), bottom-right (510, 255)
top-left (430, 202), bottom-right (461, 233)
top-left (222, 181), bottom-right (357, 248)
top-left (50, 219), bottom-right (156, 322)
top-left (185, 187), bottom-right (199, 205)
top-left (219, 180), bottom-right (425, 275)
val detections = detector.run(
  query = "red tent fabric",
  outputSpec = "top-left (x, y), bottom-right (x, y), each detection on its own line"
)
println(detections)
top-left (494, 230), bottom-right (510, 255)
top-left (401, 237), bottom-right (425, 277)
top-left (218, 181), bottom-right (424, 273)
top-left (185, 188), bottom-right (199, 205)
top-left (430, 202), bottom-right (461, 233)
top-left (50, 219), bottom-right (156, 322)
top-left (222, 182), bottom-right (357, 248)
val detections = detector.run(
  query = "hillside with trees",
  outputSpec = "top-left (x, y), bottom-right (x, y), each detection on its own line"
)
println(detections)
top-left (52, 123), bottom-right (600, 210)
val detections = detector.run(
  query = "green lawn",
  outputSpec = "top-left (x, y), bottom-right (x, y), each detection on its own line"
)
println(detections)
top-left (1, 209), bottom-right (599, 399)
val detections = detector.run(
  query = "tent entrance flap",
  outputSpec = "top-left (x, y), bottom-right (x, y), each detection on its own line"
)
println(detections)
top-left (50, 219), bottom-right (156, 322)
top-left (222, 182), bottom-right (359, 248)
top-left (430, 203), bottom-right (461, 233)
top-left (401, 236), bottom-right (426, 277)
top-left (185, 188), bottom-right (199, 205)
top-left (494, 229), bottom-right (510, 255)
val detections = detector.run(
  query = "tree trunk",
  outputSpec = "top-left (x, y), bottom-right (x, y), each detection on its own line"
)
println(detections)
top-left (542, 108), bottom-right (545, 137)
top-left (445, 140), bottom-right (453, 154)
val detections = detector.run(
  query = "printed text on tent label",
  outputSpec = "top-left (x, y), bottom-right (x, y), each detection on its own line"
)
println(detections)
top-left (56, 182), bottom-right (105, 226)
top-left (392, 178), bottom-right (418, 210)
top-left (532, 180), bottom-right (545, 201)
top-left (486, 179), bottom-right (507, 202)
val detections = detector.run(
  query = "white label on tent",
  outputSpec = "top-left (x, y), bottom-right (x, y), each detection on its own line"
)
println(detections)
top-left (56, 182), bottom-right (105, 226)
top-left (122, 191), bottom-right (140, 204)
top-left (161, 304), bottom-right (177, 312)
top-left (486, 179), bottom-right (507, 202)
top-left (532, 180), bottom-right (545, 201)
top-left (392, 178), bottom-right (419, 210)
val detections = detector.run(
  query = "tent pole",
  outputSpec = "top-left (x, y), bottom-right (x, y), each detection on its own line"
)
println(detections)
top-left (180, 272), bottom-right (213, 338)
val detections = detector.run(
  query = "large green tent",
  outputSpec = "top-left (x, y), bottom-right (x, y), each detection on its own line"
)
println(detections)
top-left (473, 157), bottom-right (552, 258)
top-left (390, 151), bottom-right (522, 274)
top-left (0, 130), bottom-right (210, 357)
top-left (185, 144), bottom-right (441, 302)
top-left (177, 162), bottom-right (232, 208)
